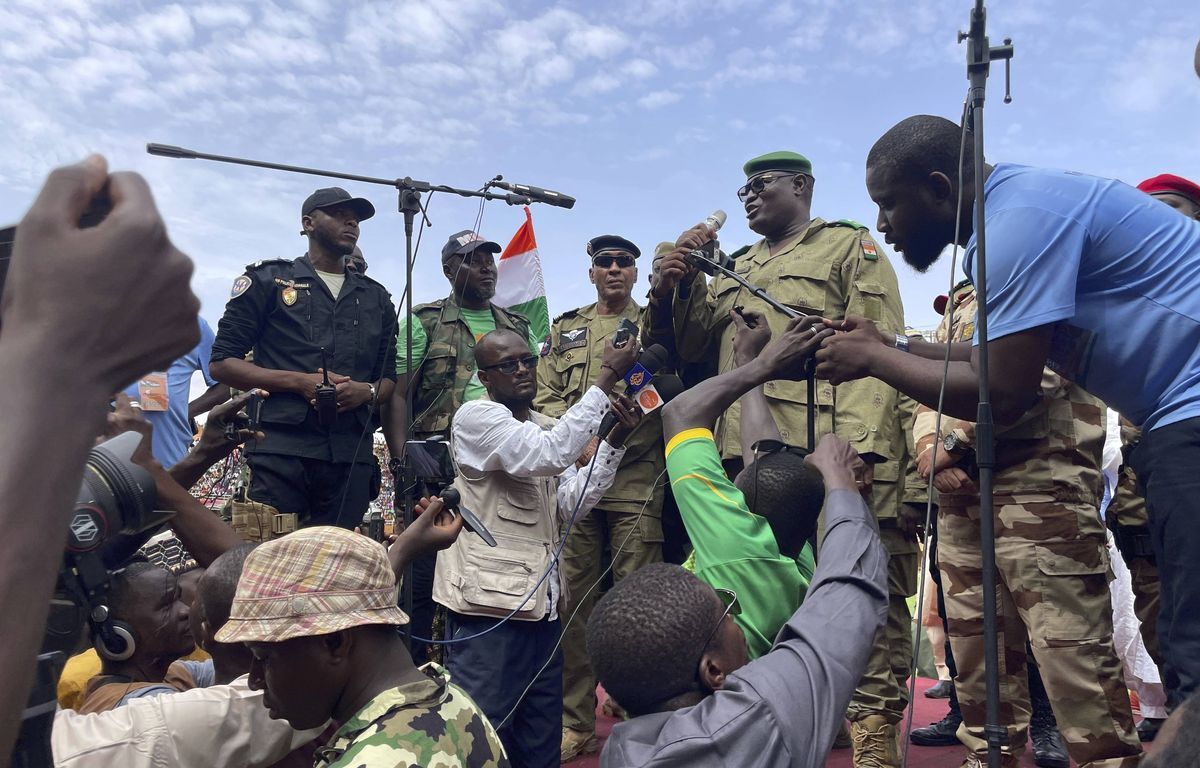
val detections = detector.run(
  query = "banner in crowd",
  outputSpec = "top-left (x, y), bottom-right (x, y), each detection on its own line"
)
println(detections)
top-left (496, 206), bottom-right (550, 347)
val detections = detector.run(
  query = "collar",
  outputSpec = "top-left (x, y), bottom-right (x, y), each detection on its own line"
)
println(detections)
top-left (329, 664), bottom-right (450, 748)
top-left (747, 217), bottom-right (827, 265)
top-left (578, 300), bottom-right (642, 321)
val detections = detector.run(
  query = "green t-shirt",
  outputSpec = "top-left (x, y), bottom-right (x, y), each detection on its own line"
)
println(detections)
top-left (396, 308), bottom-right (538, 402)
top-left (667, 428), bottom-right (814, 660)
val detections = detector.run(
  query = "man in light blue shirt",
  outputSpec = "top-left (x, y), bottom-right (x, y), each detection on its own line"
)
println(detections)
top-left (122, 318), bottom-right (228, 466)
top-left (816, 114), bottom-right (1200, 717)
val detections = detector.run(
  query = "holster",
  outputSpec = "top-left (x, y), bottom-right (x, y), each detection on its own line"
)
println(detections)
top-left (1113, 523), bottom-right (1155, 563)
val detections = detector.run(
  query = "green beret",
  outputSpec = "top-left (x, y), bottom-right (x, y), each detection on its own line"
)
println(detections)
top-left (743, 151), bottom-right (813, 179)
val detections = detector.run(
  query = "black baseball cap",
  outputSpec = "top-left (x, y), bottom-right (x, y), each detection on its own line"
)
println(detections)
top-left (442, 230), bottom-right (501, 262)
top-left (301, 187), bottom-right (376, 222)
top-left (587, 235), bottom-right (640, 259)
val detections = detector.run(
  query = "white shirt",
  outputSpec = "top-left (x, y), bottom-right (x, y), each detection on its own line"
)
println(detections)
top-left (52, 674), bottom-right (324, 768)
top-left (451, 386), bottom-right (627, 619)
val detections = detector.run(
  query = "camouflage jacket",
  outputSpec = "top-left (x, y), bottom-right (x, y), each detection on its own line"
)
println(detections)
top-left (317, 663), bottom-right (509, 767)
top-left (409, 296), bottom-right (530, 439)
top-left (912, 285), bottom-right (1106, 505)
top-left (659, 218), bottom-right (907, 467)
top-left (535, 301), bottom-right (666, 514)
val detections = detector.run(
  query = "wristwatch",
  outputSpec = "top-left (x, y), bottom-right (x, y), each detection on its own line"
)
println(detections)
top-left (943, 432), bottom-right (972, 456)
top-left (368, 382), bottom-right (377, 401)
top-left (894, 333), bottom-right (910, 353)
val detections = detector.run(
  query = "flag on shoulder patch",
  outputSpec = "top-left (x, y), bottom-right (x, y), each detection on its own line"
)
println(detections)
top-left (861, 240), bottom-right (879, 261)
top-left (497, 207), bottom-right (550, 349)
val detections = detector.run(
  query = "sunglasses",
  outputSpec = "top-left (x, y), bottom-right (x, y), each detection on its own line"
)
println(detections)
top-left (737, 173), bottom-right (798, 202)
top-left (481, 355), bottom-right (539, 375)
top-left (696, 588), bottom-right (740, 663)
top-left (592, 254), bottom-right (636, 269)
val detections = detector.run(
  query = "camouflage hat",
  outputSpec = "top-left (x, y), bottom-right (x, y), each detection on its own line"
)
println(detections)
top-left (215, 526), bottom-right (408, 644)
top-left (743, 151), bottom-right (813, 179)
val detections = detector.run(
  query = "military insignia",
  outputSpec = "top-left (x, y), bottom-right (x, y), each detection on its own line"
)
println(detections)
top-left (282, 286), bottom-right (297, 306)
top-left (861, 241), bottom-right (879, 261)
top-left (960, 321), bottom-right (975, 341)
top-left (230, 275), bottom-right (252, 298)
top-left (873, 393), bottom-right (884, 407)
top-left (558, 328), bottom-right (588, 352)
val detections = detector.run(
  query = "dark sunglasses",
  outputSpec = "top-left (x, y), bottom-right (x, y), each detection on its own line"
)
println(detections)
top-left (481, 355), bottom-right (539, 375)
top-left (592, 254), bottom-right (636, 269)
top-left (737, 173), bottom-right (798, 202)
top-left (694, 588), bottom-right (741, 680)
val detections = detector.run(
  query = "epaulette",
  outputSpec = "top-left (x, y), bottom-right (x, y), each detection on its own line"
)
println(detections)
top-left (243, 258), bottom-right (289, 272)
top-left (552, 308), bottom-right (580, 324)
top-left (829, 218), bottom-right (869, 230)
top-left (728, 245), bottom-right (751, 260)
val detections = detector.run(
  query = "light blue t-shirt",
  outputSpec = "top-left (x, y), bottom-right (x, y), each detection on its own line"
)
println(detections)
top-left (122, 318), bottom-right (218, 466)
top-left (965, 163), bottom-right (1200, 432)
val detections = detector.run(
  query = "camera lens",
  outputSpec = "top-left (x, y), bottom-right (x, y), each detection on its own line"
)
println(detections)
top-left (68, 431), bottom-right (158, 556)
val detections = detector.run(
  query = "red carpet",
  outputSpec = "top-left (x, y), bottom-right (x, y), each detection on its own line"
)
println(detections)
top-left (564, 677), bottom-right (1149, 767)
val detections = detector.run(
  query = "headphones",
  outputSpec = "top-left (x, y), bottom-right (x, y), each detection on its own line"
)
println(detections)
top-left (92, 605), bottom-right (138, 662)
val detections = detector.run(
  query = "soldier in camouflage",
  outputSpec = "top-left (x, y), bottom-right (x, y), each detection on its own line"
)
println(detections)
top-left (911, 283), bottom-right (1141, 768)
top-left (647, 150), bottom-right (916, 766)
top-left (534, 234), bottom-right (665, 762)
top-left (216, 522), bottom-right (508, 768)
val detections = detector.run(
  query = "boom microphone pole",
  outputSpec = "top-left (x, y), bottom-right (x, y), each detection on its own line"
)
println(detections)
top-left (147, 143), bottom-right (578, 654)
top-left (958, 5), bottom-right (1013, 768)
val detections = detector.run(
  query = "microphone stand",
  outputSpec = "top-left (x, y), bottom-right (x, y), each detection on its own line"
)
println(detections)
top-left (146, 143), bottom-right (550, 653)
top-left (958, 6), bottom-right (1013, 768)
top-left (688, 251), bottom-right (817, 450)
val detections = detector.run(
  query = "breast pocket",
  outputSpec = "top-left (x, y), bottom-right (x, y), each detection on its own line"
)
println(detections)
top-left (763, 260), bottom-right (832, 317)
top-left (849, 282), bottom-right (888, 325)
top-left (353, 294), bottom-right (388, 375)
top-left (552, 352), bottom-right (589, 399)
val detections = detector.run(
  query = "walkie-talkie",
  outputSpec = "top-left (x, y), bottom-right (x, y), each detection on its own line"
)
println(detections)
top-left (315, 348), bottom-right (338, 428)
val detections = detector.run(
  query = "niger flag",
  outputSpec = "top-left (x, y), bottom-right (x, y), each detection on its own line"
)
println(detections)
top-left (497, 206), bottom-right (550, 348)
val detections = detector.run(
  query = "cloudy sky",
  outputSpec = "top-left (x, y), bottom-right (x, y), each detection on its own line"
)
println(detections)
top-left (2, 0), bottom-right (1198, 343)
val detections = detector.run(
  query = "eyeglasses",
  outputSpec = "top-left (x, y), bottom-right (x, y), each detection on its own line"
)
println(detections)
top-left (592, 254), bottom-right (636, 269)
top-left (481, 355), bottom-right (539, 375)
top-left (737, 173), bottom-right (798, 202)
top-left (694, 588), bottom-right (741, 682)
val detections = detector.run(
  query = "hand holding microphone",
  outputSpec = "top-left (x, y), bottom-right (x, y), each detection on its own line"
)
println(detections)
top-left (596, 332), bottom-right (642, 393)
top-left (652, 210), bottom-right (726, 298)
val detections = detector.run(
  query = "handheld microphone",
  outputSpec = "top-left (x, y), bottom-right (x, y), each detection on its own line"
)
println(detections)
top-left (438, 487), bottom-right (497, 547)
top-left (632, 374), bottom-right (685, 415)
top-left (702, 209), bottom-right (727, 234)
top-left (687, 210), bottom-right (734, 276)
top-left (597, 345), bottom-right (669, 437)
top-left (491, 180), bottom-right (576, 210)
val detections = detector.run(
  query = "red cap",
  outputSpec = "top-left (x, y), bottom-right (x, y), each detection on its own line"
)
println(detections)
top-left (933, 295), bottom-right (949, 315)
top-left (1136, 174), bottom-right (1200, 205)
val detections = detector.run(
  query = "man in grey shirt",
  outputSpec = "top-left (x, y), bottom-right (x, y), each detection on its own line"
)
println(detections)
top-left (586, 318), bottom-right (889, 767)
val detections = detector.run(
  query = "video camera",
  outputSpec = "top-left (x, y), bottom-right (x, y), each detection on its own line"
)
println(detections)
top-left (15, 431), bottom-right (170, 767)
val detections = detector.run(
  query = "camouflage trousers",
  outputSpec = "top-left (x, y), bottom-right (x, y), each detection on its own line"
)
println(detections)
top-left (938, 499), bottom-right (1143, 768)
top-left (561, 505), bottom-right (663, 732)
top-left (1127, 554), bottom-right (1162, 668)
top-left (847, 525), bottom-right (918, 724)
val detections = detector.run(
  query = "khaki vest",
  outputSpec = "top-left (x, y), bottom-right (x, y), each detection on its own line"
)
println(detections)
top-left (433, 409), bottom-right (564, 620)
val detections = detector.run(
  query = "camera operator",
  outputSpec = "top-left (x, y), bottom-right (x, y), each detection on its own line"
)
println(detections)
top-left (0, 155), bottom-right (200, 761)
top-left (432, 327), bottom-right (639, 767)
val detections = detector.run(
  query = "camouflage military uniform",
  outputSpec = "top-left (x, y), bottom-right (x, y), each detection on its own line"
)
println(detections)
top-left (1107, 419), bottom-right (1161, 666)
top-left (407, 295), bottom-right (531, 439)
top-left (534, 301), bottom-right (665, 735)
top-left (318, 663), bottom-right (509, 768)
top-left (913, 285), bottom-right (1141, 767)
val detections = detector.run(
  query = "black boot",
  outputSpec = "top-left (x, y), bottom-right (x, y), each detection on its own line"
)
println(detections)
top-left (1029, 670), bottom-right (1069, 768)
top-left (910, 682), bottom-right (962, 747)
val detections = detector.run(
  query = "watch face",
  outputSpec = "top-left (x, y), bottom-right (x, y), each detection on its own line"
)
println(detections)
top-left (943, 434), bottom-right (957, 452)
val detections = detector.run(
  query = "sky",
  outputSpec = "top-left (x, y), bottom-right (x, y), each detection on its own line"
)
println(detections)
top-left (2, 0), bottom-right (1198, 358)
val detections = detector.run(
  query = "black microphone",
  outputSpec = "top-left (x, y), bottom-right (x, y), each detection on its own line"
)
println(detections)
top-left (600, 374), bottom-right (685, 439)
top-left (438, 487), bottom-right (497, 547)
top-left (491, 180), bottom-right (576, 209)
top-left (597, 345), bottom-right (670, 438)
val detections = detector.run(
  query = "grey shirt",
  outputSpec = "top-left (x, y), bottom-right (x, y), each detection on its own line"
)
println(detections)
top-left (600, 489), bottom-right (888, 768)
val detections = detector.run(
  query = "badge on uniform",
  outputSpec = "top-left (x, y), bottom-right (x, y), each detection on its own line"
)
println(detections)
top-left (282, 286), bottom-right (297, 306)
top-left (558, 328), bottom-right (588, 352)
top-left (861, 241), bottom-right (879, 261)
top-left (230, 275), bottom-right (252, 299)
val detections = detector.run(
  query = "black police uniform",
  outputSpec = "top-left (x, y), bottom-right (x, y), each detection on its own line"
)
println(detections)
top-left (211, 254), bottom-right (397, 528)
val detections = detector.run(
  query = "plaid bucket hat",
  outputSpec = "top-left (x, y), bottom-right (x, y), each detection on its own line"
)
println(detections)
top-left (215, 526), bottom-right (408, 644)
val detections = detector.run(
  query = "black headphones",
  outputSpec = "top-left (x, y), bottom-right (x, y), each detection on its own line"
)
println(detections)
top-left (92, 605), bottom-right (138, 662)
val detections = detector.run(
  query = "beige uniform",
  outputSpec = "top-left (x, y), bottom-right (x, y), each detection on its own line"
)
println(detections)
top-left (914, 285), bottom-right (1142, 767)
top-left (535, 300), bottom-right (665, 734)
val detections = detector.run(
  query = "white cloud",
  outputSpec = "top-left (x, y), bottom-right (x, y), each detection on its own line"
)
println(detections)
top-left (1108, 32), bottom-right (1196, 113)
top-left (190, 4), bottom-right (252, 27)
top-left (638, 89), bottom-right (680, 108)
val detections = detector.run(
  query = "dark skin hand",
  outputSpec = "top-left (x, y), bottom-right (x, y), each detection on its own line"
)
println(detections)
top-left (650, 223), bottom-right (710, 299)
top-left (897, 502), bottom-right (926, 543)
top-left (604, 393), bottom-right (642, 447)
top-left (309, 368), bottom-right (374, 413)
top-left (933, 467), bottom-right (976, 495)
top-left (388, 496), bottom-right (464, 577)
top-left (815, 315), bottom-right (1049, 426)
top-left (804, 434), bottom-right (865, 495)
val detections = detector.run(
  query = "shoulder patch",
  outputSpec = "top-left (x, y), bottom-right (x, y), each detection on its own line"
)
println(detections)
top-left (242, 258), bottom-right (289, 271)
top-left (829, 218), bottom-right (868, 230)
top-left (727, 245), bottom-right (751, 260)
top-left (860, 239), bottom-right (879, 261)
top-left (230, 275), bottom-right (252, 299)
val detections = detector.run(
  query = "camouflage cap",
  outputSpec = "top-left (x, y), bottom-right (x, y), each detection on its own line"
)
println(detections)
top-left (743, 151), bottom-right (813, 179)
top-left (215, 526), bottom-right (408, 644)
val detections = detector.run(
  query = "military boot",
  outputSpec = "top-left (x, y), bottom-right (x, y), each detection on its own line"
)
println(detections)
top-left (850, 715), bottom-right (899, 768)
top-left (1029, 688), bottom-right (1070, 768)
top-left (910, 683), bottom-right (962, 747)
